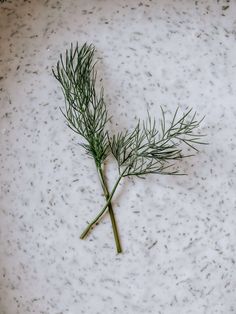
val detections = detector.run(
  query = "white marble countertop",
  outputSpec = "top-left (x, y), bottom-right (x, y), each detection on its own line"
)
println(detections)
top-left (1, 0), bottom-right (236, 313)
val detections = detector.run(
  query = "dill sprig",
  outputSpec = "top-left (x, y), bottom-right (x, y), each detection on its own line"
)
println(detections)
top-left (53, 43), bottom-right (207, 253)
top-left (109, 108), bottom-right (205, 177)
top-left (53, 43), bottom-right (122, 253)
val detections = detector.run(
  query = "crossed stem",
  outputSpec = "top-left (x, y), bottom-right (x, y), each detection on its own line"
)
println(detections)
top-left (80, 168), bottom-right (127, 252)
top-left (80, 165), bottom-right (123, 253)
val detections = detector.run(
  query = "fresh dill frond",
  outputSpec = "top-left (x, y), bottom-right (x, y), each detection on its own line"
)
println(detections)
top-left (53, 43), bottom-right (122, 253)
top-left (52, 43), bottom-right (109, 167)
top-left (109, 108), bottom-right (206, 177)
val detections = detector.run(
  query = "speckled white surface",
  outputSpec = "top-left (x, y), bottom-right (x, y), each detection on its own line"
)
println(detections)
top-left (1, 0), bottom-right (236, 313)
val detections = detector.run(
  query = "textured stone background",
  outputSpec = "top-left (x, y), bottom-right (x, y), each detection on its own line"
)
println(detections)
top-left (0, 0), bottom-right (236, 313)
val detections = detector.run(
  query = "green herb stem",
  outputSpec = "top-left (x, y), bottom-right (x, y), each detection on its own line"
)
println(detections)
top-left (80, 169), bottom-right (126, 240)
top-left (97, 166), bottom-right (122, 253)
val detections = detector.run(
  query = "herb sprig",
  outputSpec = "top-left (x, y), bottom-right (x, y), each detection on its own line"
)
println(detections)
top-left (53, 43), bottom-right (121, 252)
top-left (53, 43), bottom-right (206, 253)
